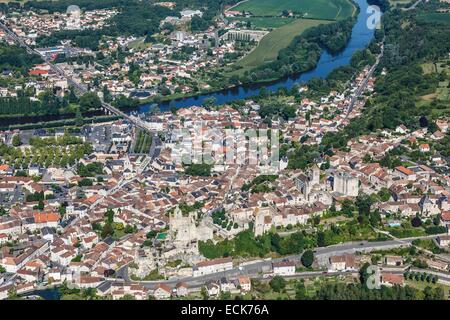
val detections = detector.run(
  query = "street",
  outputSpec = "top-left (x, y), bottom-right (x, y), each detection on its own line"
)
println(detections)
top-left (110, 234), bottom-right (449, 290)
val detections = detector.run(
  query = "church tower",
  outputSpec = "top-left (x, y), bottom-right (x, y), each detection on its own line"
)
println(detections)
top-left (310, 163), bottom-right (320, 186)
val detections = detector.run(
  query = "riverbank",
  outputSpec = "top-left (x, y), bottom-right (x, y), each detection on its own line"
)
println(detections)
top-left (2, 114), bottom-right (120, 131)
top-left (137, 0), bottom-right (374, 113)
top-left (0, 0), bottom-right (374, 126)
top-left (137, 1), bottom-right (363, 110)
top-left (20, 285), bottom-right (61, 300)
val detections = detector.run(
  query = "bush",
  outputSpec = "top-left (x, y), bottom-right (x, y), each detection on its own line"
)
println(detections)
top-left (269, 276), bottom-right (286, 293)
top-left (412, 259), bottom-right (428, 269)
top-left (425, 226), bottom-right (447, 235)
top-left (301, 250), bottom-right (314, 268)
top-left (411, 216), bottom-right (422, 228)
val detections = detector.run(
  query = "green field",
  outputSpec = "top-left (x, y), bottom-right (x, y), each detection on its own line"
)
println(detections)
top-left (418, 13), bottom-right (450, 25)
top-left (233, 0), bottom-right (355, 21)
top-left (389, 0), bottom-right (413, 6)
top-left (417, 59), bottom-right (450, 117)
top-left (229, 18), bottom-right (331, 76)
top-left (232, 16), bottom-right (297, 29)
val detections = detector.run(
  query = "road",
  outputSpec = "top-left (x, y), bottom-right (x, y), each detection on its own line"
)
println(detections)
top-left (346, 40), bottom-right (384, 118)
top-left (404, 0), bottom-right (423, 11)
top-left (0, 20), bottom-right (153, 135)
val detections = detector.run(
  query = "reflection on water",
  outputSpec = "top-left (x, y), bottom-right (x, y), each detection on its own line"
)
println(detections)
top-left (21, 287), bottom-right (61, 300)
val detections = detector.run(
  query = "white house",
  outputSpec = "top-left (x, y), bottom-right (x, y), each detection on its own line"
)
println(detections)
top-left (175, 282), bottom-right (189, 297)
top-left (272, 261), bottom-right (296, 276)
top-left (153, 284), bottom-right (172, 300)
top-left (238, 276), bottom-right (251, 292)
top-left (193, 257), bottom-right (233, 277)
top-left (329, 254), bottom-right (355, 272)
top-left (438, 235), bottom-right (450, 247)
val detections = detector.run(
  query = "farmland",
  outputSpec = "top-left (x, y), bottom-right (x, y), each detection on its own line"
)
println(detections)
top-left (388, 0), bottom-right (413, 6)
top-left (418, 58), bottom-right (450, 117)
top-left (229, 18), bottom-right (331, 77)
top-left (232, 16), bottom-right (297, 29)
top-left (233, 0), bottom-right (355, 21)
top-left (225, 0), bottom-right (356, 77)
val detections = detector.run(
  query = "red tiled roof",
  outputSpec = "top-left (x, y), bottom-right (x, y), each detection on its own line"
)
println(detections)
top-left (34, 212), bottom-right (60, 223)
top-left (381, 273), bottom-right (404, 285)
top-left (395, 166), bottom-right (414, 176)
top-left (29, 69), bottom-right (49, 75)
top-left (442, 211), bottom-right (450, 221)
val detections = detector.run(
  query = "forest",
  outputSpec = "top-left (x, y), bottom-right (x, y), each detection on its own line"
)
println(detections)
top-left (35, 3), bottom-right (174, 50)
top-left (320, 6), bottom-right (450, 152)
top-left (0, 44), bottom-right (43, 75)
top-left (21, 0), bottom-right (241, 50)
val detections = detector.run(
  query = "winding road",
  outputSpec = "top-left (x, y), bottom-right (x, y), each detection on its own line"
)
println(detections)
top-left (111, 234), bottom-right (449, 290)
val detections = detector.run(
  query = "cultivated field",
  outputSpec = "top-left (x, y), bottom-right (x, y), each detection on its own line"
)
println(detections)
top-left (418, 59), bottom-right (450, 117)
top-left (226, 0), bottom-right (356, 76)
top-left (388, 0), bottom-right (414, 5)
top-left (233, 0), bottom-right (355, 21)
top-left (232, 16), bottom-right (297, 29)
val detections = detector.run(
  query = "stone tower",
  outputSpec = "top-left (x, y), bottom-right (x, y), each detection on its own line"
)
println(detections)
top-left (310, 163), bottom-right (320, 186)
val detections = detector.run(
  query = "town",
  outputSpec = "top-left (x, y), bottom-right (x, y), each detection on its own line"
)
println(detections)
top-left (0, 0), bottom-right (448, 302)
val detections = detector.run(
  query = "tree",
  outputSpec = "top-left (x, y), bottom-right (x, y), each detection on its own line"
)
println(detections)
top-left (106, 209), bottom-right (115, 224)
top-left (369, 210), bottom-right (381, 226)
top-left (419, 116), bottom-right (428, 128)
top-left (377, 188), bottom-right (391, 202)
top-left (7, 287), bottom-right (17, 300)
top-left (101, 223), bottom-right (114, 238)
top-left (301, 250), bottom-right (314, 268)
top-left (341, 199), bottom-right (355, 217)
top-left (146, 230), bottom-right (157, 239)
top-left (191, 15), bottom-right (209, 32)
top-left (202, 97), bottom-right (217, 109)
top-left (184, 164), bottom-right (212, 176)
top-left (356, 194), bottom-right (372, 224)
top-left (219, 291), bottom-right (232, 300)
top-left (359, 263), bottom-right (371, 287)
top-left (423, 286), bottom-right (444, 300)
top-left (363, 153), bottom-right (372, 163)
top-left (161, 22), bottom-right (174, 33)
top-left (37, 199), bottom-right (44, 211)
top-left (269, 276), bottom-right (286, 293)
top-left (200, 286), bottom-right (209, 300)
top-left (124, 224), bottom-right (135, 234)
top-left (169, 105), bottom-right (177, 115)
top-left (0, 207), bottom-right (7, 217)
top-left (313, 215), bottom-right (321, 226)
top-left (317, 231), bottom-right (326, 247)
top-left (295, 281), bottom-right (307, 299)
top-left (75, 109), bottom-right (84, 127)
top-left (411, 216), bottom-right (422, 228)
top-left (79, 92), bottom-right (101, 112)
top-left (12, 134), bottom-right (22, 147)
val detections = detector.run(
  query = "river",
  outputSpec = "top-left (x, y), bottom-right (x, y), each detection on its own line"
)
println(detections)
top-left (21, 287), bottom-right (61, 300)
top-left (138, 0), bottom-right (376, 113)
